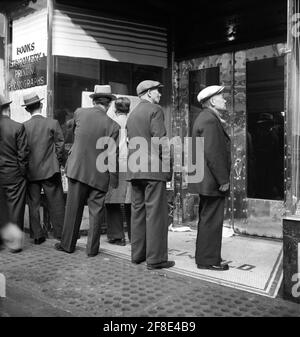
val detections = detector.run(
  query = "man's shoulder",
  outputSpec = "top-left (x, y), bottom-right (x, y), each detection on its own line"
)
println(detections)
top-left (195, 108), bottom-right (216, 123)
top-left (4, 117), bottom-right (22, 128)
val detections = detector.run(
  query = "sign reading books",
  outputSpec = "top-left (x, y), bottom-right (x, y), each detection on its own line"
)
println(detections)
top-left (8, 9), bottom-right (47, 91)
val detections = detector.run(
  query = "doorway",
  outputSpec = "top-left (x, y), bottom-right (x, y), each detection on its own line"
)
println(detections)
top-left (180, 43), bottom-right (286, 238)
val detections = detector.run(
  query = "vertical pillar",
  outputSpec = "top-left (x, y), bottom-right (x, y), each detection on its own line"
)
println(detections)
top-left (47, 0), bottom-right (54, 118)
top-left (283, 0), bottom-right (300, 303)
top-left (172, 59), bottom-right (183, 227)
top-left (0, 13), bottom-right (7, 95)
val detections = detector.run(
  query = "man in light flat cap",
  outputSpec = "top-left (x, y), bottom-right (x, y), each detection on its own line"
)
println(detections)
top-left (55, 85), bottom-right (120, 257)
top-left (126, 80), bottom-right (174, 270)
top-left (189, 85), bottom-right (231, 271)
top-left (23, 91), bottom-right (65, 244)
top-left (0, 95), bottom-right (29, 240)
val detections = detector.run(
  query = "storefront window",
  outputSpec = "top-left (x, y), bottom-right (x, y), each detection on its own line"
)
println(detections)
top-left (246, 57), bottom-right (285, 200)
top-left (53, 56), bottom-right (169, 161)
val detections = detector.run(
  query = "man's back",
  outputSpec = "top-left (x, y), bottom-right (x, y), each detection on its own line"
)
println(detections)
top-left (0, 116), bottom-right (28, 180)
top-left (24, 115), bottom-right (64, 181)
top-left (126, 99), bottom-right (169, 181)
top-left (66, 106), bottom-right (119, 192)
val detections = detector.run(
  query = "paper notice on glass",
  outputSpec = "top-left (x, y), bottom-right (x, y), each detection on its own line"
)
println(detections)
top-left (81, 91), bottom-right (93, 108)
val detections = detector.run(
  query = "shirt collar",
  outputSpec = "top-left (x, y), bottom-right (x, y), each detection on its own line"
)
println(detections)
top-left (31, 112), bottom-right (44, 117)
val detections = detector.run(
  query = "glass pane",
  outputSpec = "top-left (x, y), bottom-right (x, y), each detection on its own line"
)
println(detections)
top-left (54, 55), bottom-right (101, 163)
top-left (246, 57), bottom-right (284, 200)
top-left (54, 57), bottom-right (169, 163)
top-left (188, 67), bottom-right (219, 136)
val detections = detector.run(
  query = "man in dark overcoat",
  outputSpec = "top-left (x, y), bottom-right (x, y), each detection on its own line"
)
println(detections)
top-left (0, 95), bottom-right (29, 232)
top-left (126, 80), bottom-right (174, 270)
top-left (189, 85), bottom-right (231, 271)
top-left (55, 85), bottom-right (120, 257)
top-left (23, 92), bottom-right (65, 244)
top-left (0, 100), bottom-right (24, 252)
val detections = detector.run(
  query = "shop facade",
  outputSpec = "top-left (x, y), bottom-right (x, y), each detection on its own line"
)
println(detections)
top-left (1, 0), bottom-right (300, 240)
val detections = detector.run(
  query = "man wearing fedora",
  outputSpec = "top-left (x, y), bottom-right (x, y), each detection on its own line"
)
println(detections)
top-left (23, 92), bottom-right (65, 244)
top-left (126, 80), bottom-right (174, 270)
top-left (0, 95), bottom-right (29, 236)
top-left (189, 85), bottom-right (231, 271)
top-left (55, 85), bottom-right (120, 257)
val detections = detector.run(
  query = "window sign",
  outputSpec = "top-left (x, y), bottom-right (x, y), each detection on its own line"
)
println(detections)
top-left (8, 9), bottom-right (47, 91)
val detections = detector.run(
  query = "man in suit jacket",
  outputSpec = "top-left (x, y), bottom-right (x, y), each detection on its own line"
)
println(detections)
top-left (0, 103), bottom-right (24, 252)
top-left (189, 85), bottom-right (231, 271)
top-left (0, 95), bottom-right (29, 233)
top-left (55, 85), bottom-right (120, 257)
top-left (23, 92), bottom-right (65, 244)
top-left (126, 80), bottom-right (174, 270)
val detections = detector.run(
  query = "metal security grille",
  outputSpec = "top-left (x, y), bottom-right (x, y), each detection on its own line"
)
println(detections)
top-left (52, 7), bottom-right (168, 68)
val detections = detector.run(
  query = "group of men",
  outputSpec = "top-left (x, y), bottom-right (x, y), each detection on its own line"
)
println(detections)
top-left (0, 80), bottom-right (231, 271)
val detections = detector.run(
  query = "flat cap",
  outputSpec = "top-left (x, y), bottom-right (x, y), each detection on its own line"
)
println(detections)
top-left (197, 85), bottom-right (225, 104)
top-left (136, 80), bottom-right (163, 96)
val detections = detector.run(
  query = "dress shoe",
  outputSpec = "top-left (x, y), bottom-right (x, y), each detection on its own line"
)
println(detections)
top-left (147, 260), bottom-right (175, 270)
top-left (197, 263), bottom-right (229, 271)
top-left (87, 252), bottom-right (98, 257)
top-left (132, 259), bottom-right (146, 264)
top-left (108, 238), bottom-right (126, 246)
top-left (54, 242), bottom-right (73, 253)
top-left (34, 237), bottom-right (46, 245)
top-left (10, 248), bottom-right (22, 253)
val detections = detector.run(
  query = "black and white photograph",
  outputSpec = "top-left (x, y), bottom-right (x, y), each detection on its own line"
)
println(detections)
top-left (0, 0), bottom-right (300, 327)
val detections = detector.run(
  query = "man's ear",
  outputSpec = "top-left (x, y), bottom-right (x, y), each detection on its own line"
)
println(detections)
top-left (210, 96), bottom-right (216, 107)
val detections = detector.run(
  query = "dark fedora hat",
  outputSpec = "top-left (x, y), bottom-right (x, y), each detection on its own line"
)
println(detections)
top-left (89, 85), bottom-right (117, 100)
top-left (0, 94), bottom-right (12, 107)
top-left (22, 92), bottom-right (44, 107)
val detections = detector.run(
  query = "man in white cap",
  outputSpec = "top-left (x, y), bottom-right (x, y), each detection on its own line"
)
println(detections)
top-left (55, 85), bottom-right (119, 257)
top-left (0, 95), bottom-right (29, 239)
top-left (126, 80), bottom-right (174, 270)
top-left (23, 91), bottom-right (65, 244)
top-left (189, 85), bottom-right (231, 271)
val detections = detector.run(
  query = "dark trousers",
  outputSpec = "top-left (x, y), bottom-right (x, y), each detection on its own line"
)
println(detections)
top-left (195, 195), bottom-right (225, 266)
top-left (105, 203), bottom-right (131, 241)
top-left (130, 179), bottom-right (168, 264)
top-left (27, 173), bottom-right (65, 240)
top-left (2, 178), bottom-right (26, 230)
top-left (60, 178), bottom-right (106, 255)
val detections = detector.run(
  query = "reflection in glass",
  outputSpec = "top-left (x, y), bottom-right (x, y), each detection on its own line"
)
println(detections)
top-left (246, 57), bottom-right (284, 200)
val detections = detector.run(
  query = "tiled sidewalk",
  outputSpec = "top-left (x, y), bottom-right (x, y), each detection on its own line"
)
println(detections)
top-left (0, 237), bottom-right (300, 317)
